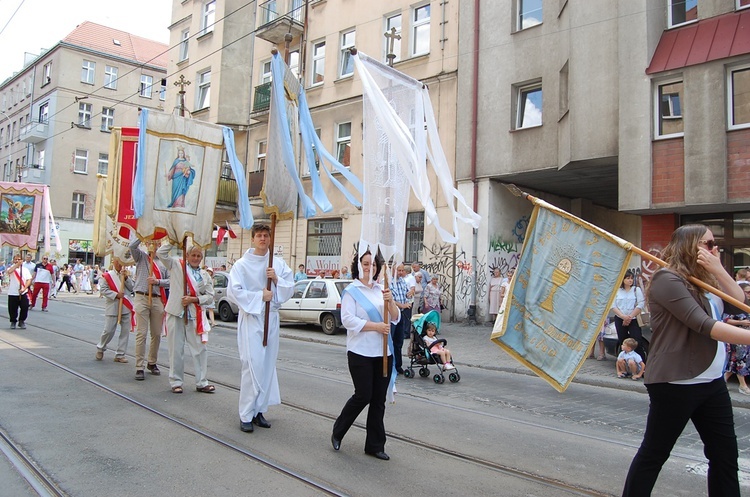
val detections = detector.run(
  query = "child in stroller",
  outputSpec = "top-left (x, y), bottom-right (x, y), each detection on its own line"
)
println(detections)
top-left (404, 310), bottom-right (460, 384)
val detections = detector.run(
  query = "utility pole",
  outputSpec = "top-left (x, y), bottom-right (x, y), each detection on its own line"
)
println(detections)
top-left (173, 75), bottom-right (191, 118)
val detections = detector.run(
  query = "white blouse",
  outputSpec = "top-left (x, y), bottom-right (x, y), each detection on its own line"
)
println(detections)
top-left (612, 286), bottom-right (645, 315)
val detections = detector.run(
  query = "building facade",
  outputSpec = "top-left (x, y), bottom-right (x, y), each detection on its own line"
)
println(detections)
top-left (0, 21), bottom-right (168, 264)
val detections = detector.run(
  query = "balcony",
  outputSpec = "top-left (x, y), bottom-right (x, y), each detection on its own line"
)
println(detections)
top-left (256, 0), bottom-right (304, 45)
top-left (20, 121), bottom-right (48, 144)
top-left (216, 177), bottom-right (238, 206)
top-left (250, 82), bottom-right (271, 121)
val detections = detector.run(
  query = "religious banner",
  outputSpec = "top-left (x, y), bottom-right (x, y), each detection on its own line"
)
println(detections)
top-left (352, 52), bottom-right (480, 267)
top-left (107, 127), bottom-right (139, 240)
top-left (491, 197), bottom-right (632, 392)
top-left (133, 109), bottom-right (253, 247)
top-left (0, 181), bottom-right (61, 253)
top-left (93, 172), bottom-right (134, 265)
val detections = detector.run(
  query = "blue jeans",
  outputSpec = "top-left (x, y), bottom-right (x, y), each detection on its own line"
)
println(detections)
top-left (622, 378), bottom-right (739, 496)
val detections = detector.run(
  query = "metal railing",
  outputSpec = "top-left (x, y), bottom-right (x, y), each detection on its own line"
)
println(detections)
top-left (258, 0), bottom-right (304, 27)
top-left (217, 177), bottom-right (238, 204)
top-left (253, 82), bottom-right (271, 113)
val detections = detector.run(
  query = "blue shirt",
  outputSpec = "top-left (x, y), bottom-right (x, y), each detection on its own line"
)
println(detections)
top-left (294, 271), bottom-right (307, 282)
top-left (390, 277), bottom-right (409, 305)
top-left (618, 350), bottom-right (643, 364)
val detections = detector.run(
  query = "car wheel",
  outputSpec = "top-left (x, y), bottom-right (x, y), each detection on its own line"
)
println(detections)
top-left (218, 302), bottom-right (235, 322)
top-left (321, 313), bottom-right (337, 335)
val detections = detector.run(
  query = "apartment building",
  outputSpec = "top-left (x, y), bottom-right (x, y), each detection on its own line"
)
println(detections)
top-left (0, 22), bottom-right (168, 264)
top-left (456, 0), bottom-right (750, 317)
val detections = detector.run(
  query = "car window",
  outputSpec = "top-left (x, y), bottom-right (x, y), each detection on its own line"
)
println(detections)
top-left (306, 281), bottom-right (328, 298)
top-left (292, 281), bottom-right (309, 299)
top-left (213, 274), bottom-right (227, 288)
top-left (334, 281), bottom-right (349, 296)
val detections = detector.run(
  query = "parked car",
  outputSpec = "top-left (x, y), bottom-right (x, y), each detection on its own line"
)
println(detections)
top-left (279, 279), bottom-right (350, 335)
top-left (213, 272), bottom-right (350, 335)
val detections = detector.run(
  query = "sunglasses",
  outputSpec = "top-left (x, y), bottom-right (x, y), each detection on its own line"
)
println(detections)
top-left (698, 239), bottom-right (717, 250)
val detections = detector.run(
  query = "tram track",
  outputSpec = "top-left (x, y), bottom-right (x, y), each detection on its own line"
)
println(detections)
top-left (0, 427), bottom-right (67, 497)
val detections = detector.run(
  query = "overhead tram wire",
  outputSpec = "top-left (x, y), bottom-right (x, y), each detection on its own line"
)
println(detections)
top-left (0, 0), bottom-right (26, 39)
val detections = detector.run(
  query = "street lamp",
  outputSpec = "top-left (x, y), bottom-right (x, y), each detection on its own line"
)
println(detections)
top-left (0, 110), bottom-right (12, 182)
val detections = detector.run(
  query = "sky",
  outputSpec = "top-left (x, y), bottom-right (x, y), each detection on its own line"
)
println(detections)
top-left (0, 0), bottom-right (173, 82)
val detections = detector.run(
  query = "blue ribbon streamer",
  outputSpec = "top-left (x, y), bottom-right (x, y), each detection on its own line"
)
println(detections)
top-left (222, 127), bottom-right (254, 229)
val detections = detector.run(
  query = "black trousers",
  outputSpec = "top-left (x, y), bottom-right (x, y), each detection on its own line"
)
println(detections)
top-left (391, 308), bottom-right (411, 372)
top-left (8, 294), bottom-right (29, 324)
top-left (623, 378), bottom-right (739, 496)
top-left (614, 316), bottom-right (647, 361)
top-left (332, 352), bottom-right (392, 454)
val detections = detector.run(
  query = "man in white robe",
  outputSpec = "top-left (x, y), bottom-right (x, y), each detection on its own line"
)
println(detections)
top-left (227, 223), bottom-right (294, 433)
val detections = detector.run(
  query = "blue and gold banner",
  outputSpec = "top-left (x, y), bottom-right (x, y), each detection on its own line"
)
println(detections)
top-left (491, 200), bottom-right (632, 392)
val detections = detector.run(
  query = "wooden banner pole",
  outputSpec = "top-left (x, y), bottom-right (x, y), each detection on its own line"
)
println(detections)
top-left (263, 214), bottom-right (277, 347)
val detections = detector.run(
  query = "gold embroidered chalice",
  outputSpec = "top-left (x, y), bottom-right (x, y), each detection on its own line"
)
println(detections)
top-left (540, 258), bottom-right (572, 312)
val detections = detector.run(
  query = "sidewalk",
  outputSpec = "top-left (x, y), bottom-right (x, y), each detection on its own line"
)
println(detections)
top-left (52, 290), bottom-right (750, 407)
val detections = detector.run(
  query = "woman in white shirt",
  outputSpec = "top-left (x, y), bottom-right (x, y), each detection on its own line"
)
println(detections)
top-left (611, 269), bottom-right (647, 361)
top-left (331, 250), bottom-right (399, 461)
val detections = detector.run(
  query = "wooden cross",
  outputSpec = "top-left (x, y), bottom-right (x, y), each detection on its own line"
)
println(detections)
top-left (173, 75), bottom-right (191, 117)
top-left (384, 27), bottom-right (401, 67)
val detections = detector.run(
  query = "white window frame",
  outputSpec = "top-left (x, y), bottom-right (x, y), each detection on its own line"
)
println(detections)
top-left (179, 29), bottom-right (190, 61)
top-left (139, 74), bottom-right (153, 98)
top-left (37, 149), bottom-right (44, 170)
top-left (311, 40), bottom-right (325, 86)
top-left (654, 77), bottom-right (684, 139)
top-left (98, 153), bottom-right (109, 175)
top-left (71, 193), bottom-right (85, 219)
top-left (514, 82), bottom-right (543, 130)
top-left (289, 50), bottom-right (300, 78)
top-left (74, 149), bottom-right (88, 174)
top-left (42, 62), bottom-right (52, 85)
top-left (101, 107), bottom-right (114, 131)
top-left (160, 79), bottom-right (167, 101)
top-left (728, 64), bottom-right (750, 130)
top-left (78, 103), bottom-right (92, 128)
top-left (411, 3), bottom-right (431, 57)
top-left (336, 122), bottom-right (352, 167)
top-left (38, 102), bottom-right (49, 123)
top-left (516, 0), bottom-right (543, 31)
top-left (196, 70), bottom-right (211, 109)
top-left (81, 60), bottom-right (95, 84)
top-left (256, 140), bottom-right (267, 172)
top-left (339, 30), bottom-right (355, 78)
top-left (303, 128), bottom-right (321, 176)
top-left (201, 1), bottom-right (216, 36)
top-left (668, 0), bottom-right (698, 29)
top-left (261, 60), bottom-right (272, 84)
top-left (384, 13), bottom-right (402, 64)
top-left (739, 0), bottom-right (750, 10)
top-left (104, 65), bottom-right (118, 89)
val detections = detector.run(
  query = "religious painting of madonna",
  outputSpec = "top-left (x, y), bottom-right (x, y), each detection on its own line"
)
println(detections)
top-left (153, 139), bottom-right (205, 214)
top-left (0, 193), bottom-right (35, 234)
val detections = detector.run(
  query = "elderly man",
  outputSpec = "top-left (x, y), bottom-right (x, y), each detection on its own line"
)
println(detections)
top-left (95, 260), bottom-right (135, 362)
top-left (389, 264), bottom-right (413, 375)
top-left (157, 242), bottom-right (215, 394)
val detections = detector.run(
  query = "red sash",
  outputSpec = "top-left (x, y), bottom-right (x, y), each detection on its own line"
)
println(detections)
top-left (182, 261), bottom-right (210, 336)
top-left (150, 258), bottom-right (168, 306)
top-left (101, 270), bottom-right (136, 328)
top-left (14, 269), bottom-right (27, 295)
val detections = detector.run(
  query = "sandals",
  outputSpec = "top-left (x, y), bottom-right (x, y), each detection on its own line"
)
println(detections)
top-left (196, 384), bottom-right (216, 393)
top-left (171, 386), bottom-right (183, 394)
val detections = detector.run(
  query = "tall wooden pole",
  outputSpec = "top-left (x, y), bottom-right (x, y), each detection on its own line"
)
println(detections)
top-left (381, 258), bottom-right (390, 377)
top-left (263, 214), bottom-right (277, 347)
top-left (117, 272), bottom-right (125, 325)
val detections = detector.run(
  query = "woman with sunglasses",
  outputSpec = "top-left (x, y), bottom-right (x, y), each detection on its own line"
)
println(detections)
top-left (623, 225), bottom-right (750, 496)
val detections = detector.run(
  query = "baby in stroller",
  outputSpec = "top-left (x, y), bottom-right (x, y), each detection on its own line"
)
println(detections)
top-left (423, 322), bottom-right (455, 369)
top-left (404, 310), bottom-right (460, 383)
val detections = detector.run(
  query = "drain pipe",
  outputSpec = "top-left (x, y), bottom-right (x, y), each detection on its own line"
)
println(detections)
top-left (467, 0), bottom-right (480, 325)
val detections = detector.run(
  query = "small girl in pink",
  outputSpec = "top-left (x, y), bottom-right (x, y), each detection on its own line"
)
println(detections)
top-left (422, 322), bottom-right (455, 369)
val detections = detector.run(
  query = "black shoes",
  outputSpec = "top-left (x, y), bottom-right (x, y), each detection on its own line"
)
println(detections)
top-left (365, 451), bottom-right (390, 461)
top-left (18, 321), bottom-right (26, 329)
top-left (253, 413), bottom-right (271, 428)
top-left (135, 370), bottom-right (145, 381)
top-left (331, 434), bottom-right (341, 451)
top-left (147, 363), bottom-right (161, 375)
top-left (240, 421), bottom-right (254, 433)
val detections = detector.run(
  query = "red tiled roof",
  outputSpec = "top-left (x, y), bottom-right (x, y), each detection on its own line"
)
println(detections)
top-left (646, 10), bottom-right (750, 74)
top-left (62, 21), bottom-right (169, 69)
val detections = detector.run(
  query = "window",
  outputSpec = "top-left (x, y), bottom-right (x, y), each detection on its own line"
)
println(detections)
top-left (256, 140), bottom-right (267, 172)
top-left (71, 193), bottom-right (85, 219)
top-left (306, 219), bottom-right (343, 263)
top-left (140, 75), bottom-right (153, 98)
top-left (42, 62), bottom-right (52, 85)
top-left (78, 103), bottom-right (92, 128)
top-left (160, 79), bottom-right (167, 101)
top-left (656, 79), bottom-right (683, 138)
top-left (412, 4), bottom-right (431, 56)
top-left (37, 149), bottom-right (44, 169)
top-left (384, 14), bottom-right (402, 63)
top-left (0, 128), bottom-right (3, 147)
top-left (303, 128), bottom-right (321, 175)
top-left (669, 0), bottom-right (697, 28)
top-left (179, 29), bottom-right (190, 61)
top-left (98, 153), bottom-right (108, 175)
top-left (196, 70), bottom-right (211, 109)
top-left (311, 41), bottom-right (325, 85)
top-left (74, 149), bottom-right (88, 173)
top-left (10, 122), bottom-right (15, 142)
top-left (289, 50), bottom-right (300, 78)
top-left (517, 0), bottom-right (543, 30)
top-left (336, 122), bottom-right (351, 167)
top-left (81, 60), bottom-right (95, 84)
top-left (249, 140), bottom-right (266, 197)
top-left (101, 107), bottom-right (114, 131)
top-left (729, 65), bottom-right (750, 129)
top-left (405, 212), bottom-right (425, 262)
top-left (104, 65), bottom-right (118, 89)
top-left (740, 0), bottom-right (750, 9)
top-left (201, 1), bottom-right (216, 36)
top-left (339, 30), bottom-right (355, 78)
top-left (515, 82), bottom-right (543, 129)
top-left (261, 60), bottom-right (272, 84)
top-left (38, 102), bottom-right (48, 123)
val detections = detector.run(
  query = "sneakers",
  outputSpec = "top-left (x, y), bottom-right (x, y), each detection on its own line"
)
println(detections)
top-left (10, 322), bottom-right (15, 329)
top-left (113, 356), bottom-right (129, 363)
top-left (739, 386), bottom-right (750, 395)
top-left (444, 363), bottom-right (455, 370)
top-left (95, 349), bottom-right (103, 361)
top-left (135, 370), bottom-right (145, 381)
top-left (147, 363), bottom-right (161, 376)
top-left (17, 321), bottom-right (26, 329)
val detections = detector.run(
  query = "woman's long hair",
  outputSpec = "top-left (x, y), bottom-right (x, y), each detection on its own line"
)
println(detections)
top-left (620, 269), bottom-right (635, 289)
top-left (351, 249), bottom-right (384, 281)
top-left (659, 224), bottom-right (718, 294)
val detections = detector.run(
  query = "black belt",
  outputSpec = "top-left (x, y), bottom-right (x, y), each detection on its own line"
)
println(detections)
top-left (135, 291), bottom-right (160, 297)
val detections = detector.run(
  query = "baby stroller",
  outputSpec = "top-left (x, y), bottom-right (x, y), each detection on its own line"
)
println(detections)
top-left (404, 310), bottom-right (460, 384)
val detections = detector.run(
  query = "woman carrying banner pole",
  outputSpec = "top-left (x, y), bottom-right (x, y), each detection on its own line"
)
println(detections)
top-left (623, 225), bottom-right (750, 496)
